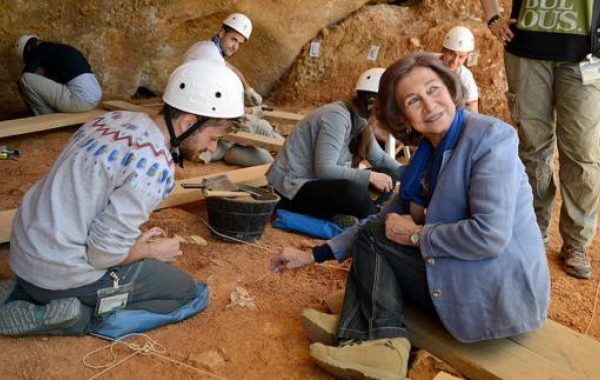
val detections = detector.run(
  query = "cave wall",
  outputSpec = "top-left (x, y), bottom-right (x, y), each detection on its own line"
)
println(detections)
top-left (0, 0), bottom-right (511, 120)
top-left (0, 0), bottom-right (368, 118)
top-left (269, 0), bottom-right (513, 121)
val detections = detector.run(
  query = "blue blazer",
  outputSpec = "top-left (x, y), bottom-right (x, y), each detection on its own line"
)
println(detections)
top-left (328, 111), bottom-right (550, 342)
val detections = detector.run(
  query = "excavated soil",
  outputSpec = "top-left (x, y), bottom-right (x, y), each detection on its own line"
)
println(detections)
top-left (0, 110), bottom-right (599, 380)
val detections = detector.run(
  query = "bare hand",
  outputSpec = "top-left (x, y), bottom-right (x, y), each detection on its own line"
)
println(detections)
top-left (135, 227), bottom-right (185, 263)
top-left (369, 171), bottom-right (394, 194)
top-left (489, 18), bottom-right (517, 45)
top-left (384, 213), bottom-right (419, 245)
top-left (270, 247), bottom-right (314, 273)
top-left (136, 226), bottom-right (168, 243)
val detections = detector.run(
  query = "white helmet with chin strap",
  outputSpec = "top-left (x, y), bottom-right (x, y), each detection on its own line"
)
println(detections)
top-left (162, 60), bottom-right (244, 166)
top-left (355, 67), bottom-right (386, 93)
top-left (223, 13), bottom-right (252, 40)
top-left (14, 34), bottom-right (38, 60)
top-left (443, 26), bottom-right (475, 53)
top-left (163, 60), bottom-right (244, 119)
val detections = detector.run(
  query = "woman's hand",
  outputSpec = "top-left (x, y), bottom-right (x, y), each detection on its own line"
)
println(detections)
top-left (384, 213), bottom-right (419, 246)
top-left (369, 171), bottom-right (394, 194)
top-left (270, 247), bottom-right (314, 273)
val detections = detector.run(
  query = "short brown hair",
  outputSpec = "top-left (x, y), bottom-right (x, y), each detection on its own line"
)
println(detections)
top-left (374, 52), bottom-right (465, 145)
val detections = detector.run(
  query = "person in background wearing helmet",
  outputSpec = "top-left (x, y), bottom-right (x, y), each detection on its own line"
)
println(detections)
top-left (14, 34), bottom-right (102, 115)
top-left (480, 0), bottom-right (600, 280)
top-left (439, 26), bottom-right (479, 113)
top-left (266, 68), bottom-right (401, 225)
top-left (184, 13), bottom-right (262, 107)
top-left (184, 13), bottom-right (283, 168)
top-left (0, 60), bottom-right (244, 338)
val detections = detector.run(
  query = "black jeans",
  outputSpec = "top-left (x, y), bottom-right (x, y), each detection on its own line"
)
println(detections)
top-left (277, 179), bottom-right (377, 219)
top-left (337, 221), bottom-right (437, 341)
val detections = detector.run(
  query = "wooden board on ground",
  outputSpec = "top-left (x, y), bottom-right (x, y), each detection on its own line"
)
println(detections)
top-left (0, 109), bottom-right (105, 139)
top-left (262, 109), bottom-right (305, 124)
top-left (223, 131), bottom-right (284, 152)
top-left (102, 100), bottom-right (304, 125)
top-left (0, 164), bottom-right (269, 244)
top-left (324, 290), bottom-right (600, 380)
top-left (102, 100), bottom-right (161, 116)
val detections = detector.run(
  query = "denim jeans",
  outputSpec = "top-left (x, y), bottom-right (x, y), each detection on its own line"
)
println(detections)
top-left (337, 221), bottom-right (436, 341)
top-left (17, 259), bottom-right (197, 334)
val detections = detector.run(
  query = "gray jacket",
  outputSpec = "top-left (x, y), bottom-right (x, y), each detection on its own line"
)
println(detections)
top-left (266, 101), bottom-right (400, 199)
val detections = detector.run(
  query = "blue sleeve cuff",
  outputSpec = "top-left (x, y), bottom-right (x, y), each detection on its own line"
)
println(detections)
top-left (312, 244), bottom-right (335, 263)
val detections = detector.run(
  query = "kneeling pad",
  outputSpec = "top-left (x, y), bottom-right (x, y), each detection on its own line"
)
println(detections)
top-left (273, 209), bottom-right (344, 240)
top-left (90, 282), bottom-right (209, 340)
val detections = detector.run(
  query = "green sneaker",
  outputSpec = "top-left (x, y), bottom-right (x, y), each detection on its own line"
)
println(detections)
top-left (310, 338), bottom-right (411, 380)
top-left (302, 309), bottom-right (339, 346)
top-left (561, 245), bottom-right (592, 280)
top-left (0, 297), bottom-right (83, 336)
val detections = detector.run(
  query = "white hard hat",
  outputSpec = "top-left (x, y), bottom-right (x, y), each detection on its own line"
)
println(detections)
top-left (163, 60), bottom-right (244, 119)
top-left (14, 34), bottom-right (38, 60)
top-left (355, 68), bottom-right (386, 93)
top-left (223, 13), bottom-right (252, 40)
top-left (443, 26), bottom-right (475, 53)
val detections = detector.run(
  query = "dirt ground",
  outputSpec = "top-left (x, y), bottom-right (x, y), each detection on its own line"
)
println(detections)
top-left (0, 114), bottom-right (599, 380)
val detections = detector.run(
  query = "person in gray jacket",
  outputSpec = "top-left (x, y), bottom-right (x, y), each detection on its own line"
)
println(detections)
top-left (266, 68), bottom-right (400, 222)
top-left (271, 53), bottom-right (550, 380)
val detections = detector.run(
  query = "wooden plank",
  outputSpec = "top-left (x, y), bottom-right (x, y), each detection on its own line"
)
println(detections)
top-left (0, 110), bottom-right (105, 139)
top-left (325, 290), bottom-right (599, 380)
top-left (0, 164), bottom-right (269, 244)
top-left (102, 100), bottom-right (305, 124)
top-left (102, 100), bottom-right (160, 116)
top-left (157, 164), bottom-right (269, 209)
top-left (262, 109), bottom-right (305, 124)
top-left (404, 304), bottom-right (593, 380)
top-left (223, 131), bottom-right (284, 152)
top-left (0, 209), bottom-right (16, 244)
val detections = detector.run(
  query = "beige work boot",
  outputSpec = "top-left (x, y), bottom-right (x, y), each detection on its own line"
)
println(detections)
top-left (302, 308), bottom-right (339, 346)
top-left (310, 337), bottom-right (410, 380)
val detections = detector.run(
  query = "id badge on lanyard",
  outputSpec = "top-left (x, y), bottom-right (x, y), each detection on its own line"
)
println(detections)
top-left (95, 271), bottom-right (133, 316)
top-left (579, 54), bottom-right (600, 85)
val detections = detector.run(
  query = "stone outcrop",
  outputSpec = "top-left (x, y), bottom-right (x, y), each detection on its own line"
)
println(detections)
top-left (1, 0), bottom-right (511, 121)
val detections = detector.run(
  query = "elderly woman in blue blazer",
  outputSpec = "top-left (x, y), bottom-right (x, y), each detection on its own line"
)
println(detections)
top-left (270, 52), bottom-right (550, 380)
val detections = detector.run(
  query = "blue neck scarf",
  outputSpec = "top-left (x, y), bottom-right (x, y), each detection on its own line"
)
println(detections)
top-left (211, 35), bottom-right (225, 57)
top-left (400, 109), bottom-right (465, 207)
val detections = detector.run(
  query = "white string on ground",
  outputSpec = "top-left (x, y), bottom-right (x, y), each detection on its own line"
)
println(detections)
top-left (199, 216), bottom-right (280, 254)
top-left (584, 275), bottom-right (600, 337)
top-left (83, 333), bottom-right (228, 380)
top-left (199, 216), bottom-right (283, 282)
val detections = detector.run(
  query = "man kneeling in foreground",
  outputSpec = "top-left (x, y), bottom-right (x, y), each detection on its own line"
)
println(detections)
top-left (0, 59), bottom-right (244, 337)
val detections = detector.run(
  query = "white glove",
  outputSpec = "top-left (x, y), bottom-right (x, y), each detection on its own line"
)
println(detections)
top-left (245, 88), bottom-right (263, 107)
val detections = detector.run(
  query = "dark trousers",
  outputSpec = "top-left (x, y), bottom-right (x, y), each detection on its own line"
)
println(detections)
top-left (337, 221), bottom-right (437, 341)
top-left (17, 259), bottom-right (197, 334)
top-left (277, 179), bottom-right (378, 220)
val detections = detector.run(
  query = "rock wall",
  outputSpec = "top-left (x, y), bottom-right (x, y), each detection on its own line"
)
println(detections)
top-left (0, 0), bottom-right (511, 121)
top-left (0, 0), bottom-right (368, 118)
top-left (269, 0), bottom-right (512, 121)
